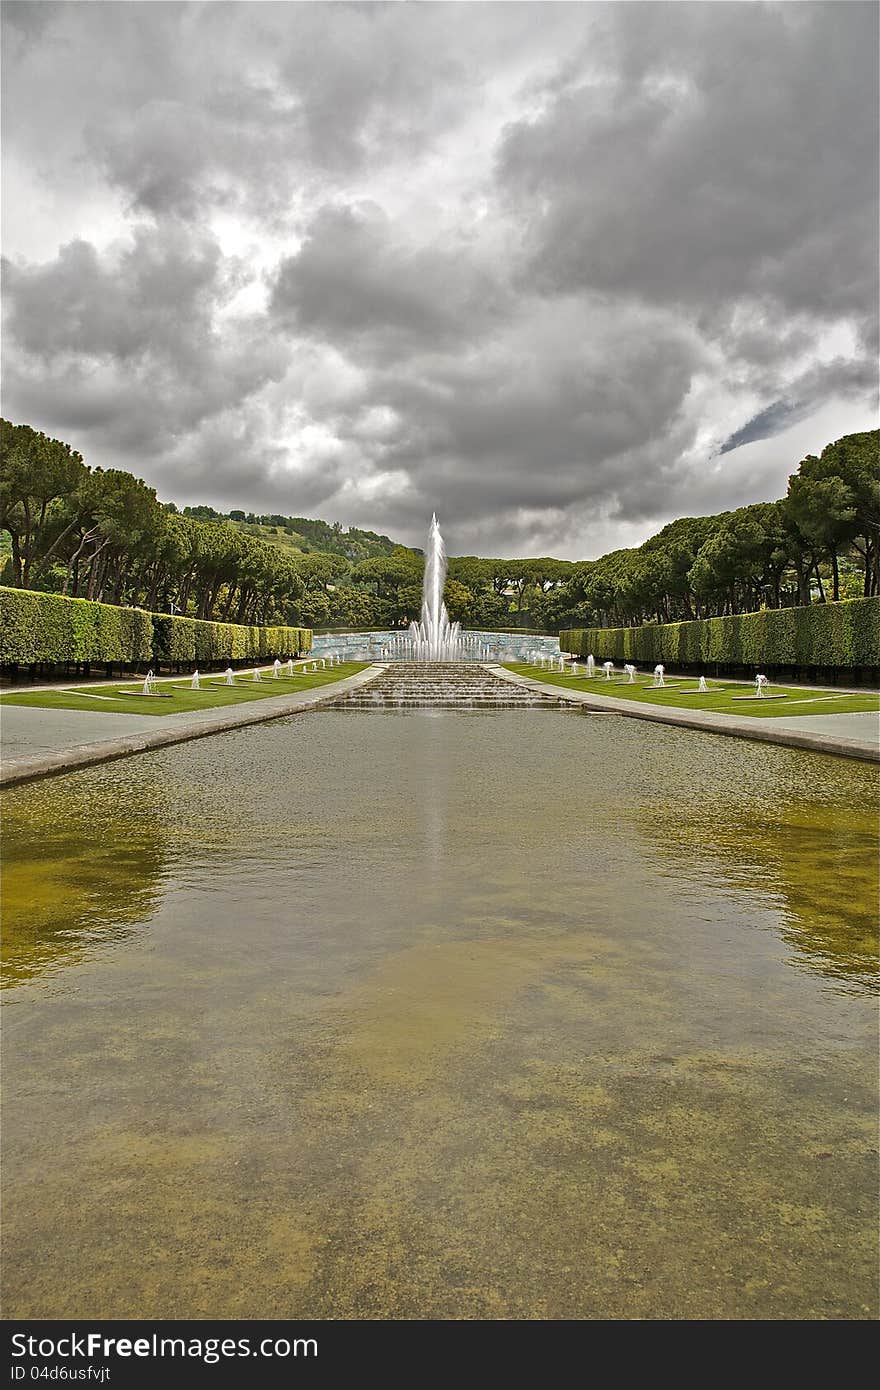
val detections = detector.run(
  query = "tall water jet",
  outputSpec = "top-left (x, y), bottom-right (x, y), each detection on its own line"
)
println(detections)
top-left (407, 514), bottom-right (463, 660)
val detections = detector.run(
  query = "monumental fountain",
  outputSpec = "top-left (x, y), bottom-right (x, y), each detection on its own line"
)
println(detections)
top-left (330, 514), bottom-right (562, 708)
top-left (311, 513), bottom-right (561, 667)
top-left (405, 514), bottom-right (464, 661)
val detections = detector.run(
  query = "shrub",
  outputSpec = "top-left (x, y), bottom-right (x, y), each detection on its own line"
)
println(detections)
top-left (148, 612), bottom-right (310, 663)
top-left (561, 597), bottom-right (879, 670)
top-left (0, 587), bottom-right (312, 666)
top-left (849, 595), bottom-right (880, 667)
top-left (0, 588), bottom-right (153, 664)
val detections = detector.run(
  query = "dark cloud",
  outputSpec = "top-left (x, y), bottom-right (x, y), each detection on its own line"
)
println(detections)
top-left (3, 227), bottom-right (221, 360)
top-left (3, 2), bottom-right (484, 219)
top-left (2, 224), bottom-right (288, 453)
top-left (498, 3), bottom-right (878, 330)
top-left (270, 202), bottom-right (507, 353)
top-left (720, 357), bottom-right (879, 454)
top-left (720, 401), bottom-right (813, 455)
top-left (1, 2), bottom-right (876, 557)
top-left (369, 301), bottom-right (706, 506)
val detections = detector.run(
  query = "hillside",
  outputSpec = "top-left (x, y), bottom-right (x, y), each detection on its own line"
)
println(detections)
top-left (175, 505), bottom-right (419, 562)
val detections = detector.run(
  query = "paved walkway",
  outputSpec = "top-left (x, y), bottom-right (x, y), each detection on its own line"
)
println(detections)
top-left (1, 706), bottom-right (172, 758)
top-left (0, 666), bottom-right (382, 786)
top-left (490, 667), bottom-right (879, 763)
top-left (752, 711), bottom-right (879, 741)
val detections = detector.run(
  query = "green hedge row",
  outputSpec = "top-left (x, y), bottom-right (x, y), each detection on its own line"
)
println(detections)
top-left (0, 587), bottom-right (312, 665)
top-left (560, 597), bottom-right (880, 670)
top-left (149, 614), bottom-right (311, 663)
top-left (0, 588), bottom-right (154, 664)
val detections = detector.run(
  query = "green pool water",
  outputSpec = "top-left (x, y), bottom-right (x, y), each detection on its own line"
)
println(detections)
top-left (2, 710), bottom-right (877, 1319)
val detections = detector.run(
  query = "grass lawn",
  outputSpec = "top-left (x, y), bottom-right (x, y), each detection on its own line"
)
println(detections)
top-left (0, 663), bottom-right (370, 716)
top-left (504, 664), bottom-right (880, 719)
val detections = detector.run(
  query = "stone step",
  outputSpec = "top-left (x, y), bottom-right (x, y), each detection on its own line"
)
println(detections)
top-left (327, 661), bottom-right (560, 710)
top-left (347, 688), bottom-right (537, 697)
top-left (332, 695), bottom-right (553, 706)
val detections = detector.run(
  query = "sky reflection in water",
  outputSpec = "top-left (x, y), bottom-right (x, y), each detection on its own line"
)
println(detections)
top-left (2, 712), bottom-right (877, 1318)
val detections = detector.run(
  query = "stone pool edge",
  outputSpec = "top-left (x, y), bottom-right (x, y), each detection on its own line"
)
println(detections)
top-left (490, 665), bottom-right (880, 764)
top-left (0, 665), bottom-right (384, 787)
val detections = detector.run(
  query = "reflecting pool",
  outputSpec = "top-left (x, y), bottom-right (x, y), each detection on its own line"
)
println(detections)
top-left (2, 711), bottom-right (877, 1318)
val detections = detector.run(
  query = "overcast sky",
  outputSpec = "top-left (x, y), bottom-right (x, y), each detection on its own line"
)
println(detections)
top-left (2, 1), bottom-right (877, 558)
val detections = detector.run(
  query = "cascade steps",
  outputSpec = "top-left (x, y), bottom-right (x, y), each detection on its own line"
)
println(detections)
top-left (329, 662), bottom-right (563, 710)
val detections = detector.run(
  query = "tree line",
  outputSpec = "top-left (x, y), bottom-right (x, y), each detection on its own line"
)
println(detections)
top-left (553, 430), bottom-right (878, 631)
top-left (1, 419), bottom-right (876, 631)
top-left (0, 421), bottom-right (305, 626)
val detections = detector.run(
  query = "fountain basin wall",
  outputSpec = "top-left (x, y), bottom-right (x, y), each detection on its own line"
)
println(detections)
top-left (311, 629), bottom-right (561, 663)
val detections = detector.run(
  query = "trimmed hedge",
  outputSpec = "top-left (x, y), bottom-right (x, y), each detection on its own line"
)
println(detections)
top-left (560, 597), bottom-right (880, 671)
top-left (0, 587), bottom-right (312, 666)
top-left (0, 588), bottom-right (153, 664)
top-left (149, 614), bottom-right (311, 663)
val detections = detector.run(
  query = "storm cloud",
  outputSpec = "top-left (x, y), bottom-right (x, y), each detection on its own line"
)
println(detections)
top-left (2, 1), bottom-right (876, 558)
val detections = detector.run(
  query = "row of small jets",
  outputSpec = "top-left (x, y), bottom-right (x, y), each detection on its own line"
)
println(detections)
top-left (141, 654), bottom-right (344, 693)
top-left (532, 656), bottom-right (774, 696)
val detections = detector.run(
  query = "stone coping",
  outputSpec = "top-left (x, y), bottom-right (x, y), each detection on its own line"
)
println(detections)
top-left (489, 666), bottom-right (879, 764)
top-left (0, 665), bottom-right (383, 787)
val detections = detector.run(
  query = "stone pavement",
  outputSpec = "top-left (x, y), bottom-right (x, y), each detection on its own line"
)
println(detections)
top-left (752, 711), bottom-right (879, 742)
top-left (1, 705), bottom-right (172, 758)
